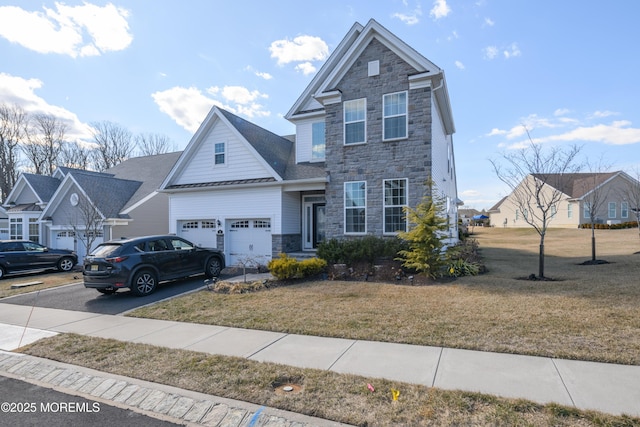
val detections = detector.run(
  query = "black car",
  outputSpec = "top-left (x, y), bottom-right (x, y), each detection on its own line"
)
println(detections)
top-left (0, 240), bottom-right (78, 279)
top-left (83, 235), bottom-right (225, 296)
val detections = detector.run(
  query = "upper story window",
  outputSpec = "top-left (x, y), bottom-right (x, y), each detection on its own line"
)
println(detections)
top-left (344, 181), bottom-right (366, 234)
top-left (344, 98), bottom-right (366, 145)
top-left (214, 142), bottom-right (226, 165)
top-left (312, 122), bottom-right (325, 160)
top-left (383, 91), bottom-right (407, 140)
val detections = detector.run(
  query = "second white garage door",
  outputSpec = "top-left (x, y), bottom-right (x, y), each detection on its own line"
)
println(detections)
top-left (227, 219), bottom-right (272, 266)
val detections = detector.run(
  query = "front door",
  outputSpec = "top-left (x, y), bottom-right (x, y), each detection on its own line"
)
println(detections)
top-left (303, 196), bottom-right (326, 250)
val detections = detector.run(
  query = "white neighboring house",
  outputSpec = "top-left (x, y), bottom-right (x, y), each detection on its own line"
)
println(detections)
top-left (0, 205), bottom-right (8, 239)
top-left (160, 19), bottom-right (462, 266)
top-left (2, 152), bottom-right (181, 261)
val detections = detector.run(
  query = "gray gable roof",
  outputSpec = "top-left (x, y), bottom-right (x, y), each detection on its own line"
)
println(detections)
top-left (105, 152), bottom-right (181, 210)
top-left (218, 108), bottom-right (292, 178)
top-left (70, 171), bottom-right (141, 219)
top-left (22, 173), bottom-right (61, 203)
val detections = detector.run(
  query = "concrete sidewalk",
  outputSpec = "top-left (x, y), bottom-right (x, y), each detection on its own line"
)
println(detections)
top-left (1, 301), bottom-right (639, 422)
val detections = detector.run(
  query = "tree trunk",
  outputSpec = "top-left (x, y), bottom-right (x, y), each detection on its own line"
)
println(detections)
top-left (591, 223), bottom-right (596, 261)
top-left (538, 243), bottom-right (544, 278)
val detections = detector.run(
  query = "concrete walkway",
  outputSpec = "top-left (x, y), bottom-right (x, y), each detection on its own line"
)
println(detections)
top-left (0, 297), bottom-right (639, 424)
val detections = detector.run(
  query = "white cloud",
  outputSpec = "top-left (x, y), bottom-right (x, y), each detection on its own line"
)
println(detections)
top-left (484, 17), bottom-right (495, 27)
top-left (591, 110), bottom-right (618, 118)
top-left (152, 85), bottom-right (270, 133)
top-left (503, 42), bottom-right (521, 59)
top-left (554, 108), bottom-right (570, 116)
top-left (0, 2), bottom-right (132, 58)
top-left (487, 111), bottom-right (640, 149)
top-left (255, 71), bottom-right (273, 80)
top-left (542, 121), bottom-right (640, 146)
top-left (483, 46), bottom-right (498, 59)
top-left (392, 4), bottom-right (423, 25)
top-left (295, 62), bottom-right (316, 75)
top-left (430, 0), bottom-right (451, 19)
top-left (269, 35), bottom-right (328, 66)
top-left (455, 60), bottom-right (465, 70)
top-left (0, 72), bottom-right (93, 141)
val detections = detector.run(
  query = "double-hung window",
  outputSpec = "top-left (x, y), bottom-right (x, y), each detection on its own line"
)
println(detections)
top-left (384, 179), bottom-right (408, 233)
top-left (214, 142), bottom-right (226, 165)
top-left (344, 181), bottom-right (366, 233)
top-left (344, 99), bottom-right (366, 145)
top-left (311, 122), bottom-right (325, 160)
top-left (608, 202), bottom-right (616, 218)
top-left (622, 202), bottom-right (629, 219)
top-left (383, 91), bottom-right (407, 140)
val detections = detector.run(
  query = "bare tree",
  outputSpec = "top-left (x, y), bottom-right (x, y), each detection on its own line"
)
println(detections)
top-left (67, 191), bottom-right (105, 260)
top-left (135, 133), bottom-right (175, 156)
top-left (576, 158), bottom-right (614, 263)
top-left (90, 121), bottom-right (135, 171)
top-left (491, 129), bottom-right (582, 278)
top-left (59, 141), bottom-right (92, 170)
top-left (0, 103), bottom-right (27, 200)
top-left (23, 113), bottom-right (66, 175)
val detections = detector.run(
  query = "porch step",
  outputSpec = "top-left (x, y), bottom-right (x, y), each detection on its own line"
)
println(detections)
top-left (286, 251), bottom-right (318, 261)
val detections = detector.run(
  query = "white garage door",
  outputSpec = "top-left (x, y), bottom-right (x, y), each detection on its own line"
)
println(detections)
top-left (227, 219), bottom-right (272, 266)
top-left (178, 220), bottom-right (218, 248)
top-left (55, 230), bottom-right (102, 261)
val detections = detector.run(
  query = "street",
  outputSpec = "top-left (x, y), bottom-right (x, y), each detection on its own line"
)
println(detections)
top-left (0, 376), bottom-right (180, 426)
top-left (1, 275), bottom-right (209, 315)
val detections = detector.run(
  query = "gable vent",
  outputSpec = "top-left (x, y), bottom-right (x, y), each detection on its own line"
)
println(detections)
top-left (368, 60), bottom-right (380, 77)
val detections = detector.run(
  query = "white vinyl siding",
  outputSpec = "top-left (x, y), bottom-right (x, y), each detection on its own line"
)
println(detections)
top-left (172, 120), bottom-right (272, 185)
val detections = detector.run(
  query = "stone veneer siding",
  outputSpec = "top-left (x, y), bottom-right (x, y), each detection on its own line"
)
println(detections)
top-left (324, 38), bottom-right (433, 239)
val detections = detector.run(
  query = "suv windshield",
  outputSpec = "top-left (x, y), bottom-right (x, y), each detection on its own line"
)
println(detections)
top-left (90, 244), bottom-right (122, 258)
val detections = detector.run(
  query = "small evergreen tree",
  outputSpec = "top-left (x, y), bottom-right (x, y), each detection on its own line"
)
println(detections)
top-left (396, 191), bottom-right (449, 278)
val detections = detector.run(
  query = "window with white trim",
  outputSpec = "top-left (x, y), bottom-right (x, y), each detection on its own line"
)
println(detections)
top-left (29, 218), bottom-right (39, 243)
top-left (311, 122), bottom-right (325, 160)
top-left (584, 203), bottom-right (591, 219)
top-left (608, 202), bottom-right (616, 218)
top-left (214, 142), bottom-right (225, 165)
top-left (383, 91), bottom-right (407, 140)
top-left (384, 179), bottom-right (408, 233)
top-left (344, 181), bottom-right (366, 233)
top-left (344, 98), bottom-right (366, 145)
top-left (567, 203), bottom-right (573, 218)
top-left (622, 202), bottom-right (629, 219)
top-left (10, 218), bottom-right (22, 240)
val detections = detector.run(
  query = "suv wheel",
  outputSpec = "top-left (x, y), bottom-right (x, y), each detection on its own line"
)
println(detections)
top-left (57, 257), bottom-right (75, 272)
top-left (0, 266), bottom-right (5, 280)
top-left (205, 257), bottom-right (222, 278)
top-left (130, 270), bottom-right (157, 296)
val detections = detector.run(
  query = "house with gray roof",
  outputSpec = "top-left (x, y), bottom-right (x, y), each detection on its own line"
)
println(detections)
top-left (2, 152), bottom-right (181, 260)
top-left (489, 171), bottom-right (640, 228)
top-left (160, 19), bottom-right (461, 266)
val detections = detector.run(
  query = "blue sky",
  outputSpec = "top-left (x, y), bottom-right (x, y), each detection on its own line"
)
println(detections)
top-left (1, 0), bottom-right (639, 210)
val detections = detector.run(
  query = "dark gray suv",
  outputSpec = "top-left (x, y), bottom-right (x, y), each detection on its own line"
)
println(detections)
top-left (0, 240), bottom-right (77, 279)
top-left (83, 235), bottom-right (225, 296)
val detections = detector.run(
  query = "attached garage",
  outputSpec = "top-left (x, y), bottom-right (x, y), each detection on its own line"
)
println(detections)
top-left (226, 218), bottom-right (272, 266)
top-left (177, 220), bottom-right (218, 248)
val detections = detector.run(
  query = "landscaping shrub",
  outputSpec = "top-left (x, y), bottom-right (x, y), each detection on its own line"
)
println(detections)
top-left (267, 253), bottom-right (327, 280)
top-left (317, 236), bottom-right (406, 266)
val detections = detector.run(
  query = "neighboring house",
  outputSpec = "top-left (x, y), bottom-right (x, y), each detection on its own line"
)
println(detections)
top-left (0, 205), bottom-right (8, 239)
top-left (160, 19), bottom-right (461, 266)
top-left (489, 172), bottom-right (639, 228)
top-left (1, 152), bottom-right (181, 260)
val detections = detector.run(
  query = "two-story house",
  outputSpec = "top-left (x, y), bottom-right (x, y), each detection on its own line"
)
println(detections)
top-left (160, 19), bottom-right (460, 266)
